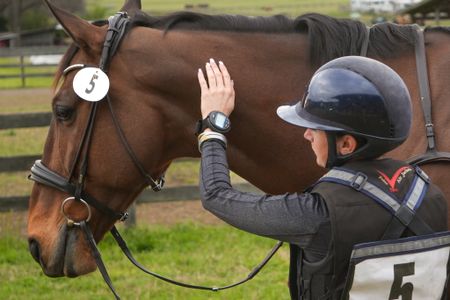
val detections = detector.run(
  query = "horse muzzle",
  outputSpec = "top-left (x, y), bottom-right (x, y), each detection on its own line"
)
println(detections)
top-left (28, 224), bottom-right (97, 278)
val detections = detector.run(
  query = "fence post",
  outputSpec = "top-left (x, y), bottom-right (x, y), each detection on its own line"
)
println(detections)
top-left (20, 55), bottom-right (25, 88)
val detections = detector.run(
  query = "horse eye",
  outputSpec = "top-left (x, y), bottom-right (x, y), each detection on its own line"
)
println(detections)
top-left (54, 105), bottom-right (74, 121)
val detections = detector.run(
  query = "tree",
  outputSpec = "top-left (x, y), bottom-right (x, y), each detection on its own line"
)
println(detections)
top-left (1, 0), bottom-right (85, 32)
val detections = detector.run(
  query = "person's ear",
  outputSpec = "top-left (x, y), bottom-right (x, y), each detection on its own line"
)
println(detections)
top-left (337, 134), bottom-right (358, 156)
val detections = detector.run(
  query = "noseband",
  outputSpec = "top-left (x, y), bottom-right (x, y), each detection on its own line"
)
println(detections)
top-left (28, 12), bottom-right (281, 299)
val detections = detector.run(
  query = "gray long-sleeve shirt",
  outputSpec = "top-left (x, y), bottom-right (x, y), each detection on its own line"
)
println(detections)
top-left (199, 140), bottom-right (331, 259)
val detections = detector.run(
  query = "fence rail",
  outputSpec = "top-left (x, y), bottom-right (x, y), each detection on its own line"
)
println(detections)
top-left (0, 183), bottom-right (258, 212)
top-left (0, 112), bottom-right (259, 213)
top-left (0, 112), bottom-right (52, 129)
top-left (0, 46), bottom-right (68, 57)
top-left (0, 155), bottom-right (41, 172)
top-left (0, 46), bottom-right (68, 87)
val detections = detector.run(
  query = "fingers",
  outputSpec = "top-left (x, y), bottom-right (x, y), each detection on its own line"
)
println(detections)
top-left (205, 61), bottom-right (217, 88)
top-left (198, 58), bottom-right (234, 93)
top-left (197, 68), bottom-right (208, 92)
top-left (208, 58), bottom-right (225, 88)
top-left (200, 59), bottom-right (232, 88)
top-left (197, 59), bottom-right (235, 118)
top-left (218, 61), bottom-right (232, 88)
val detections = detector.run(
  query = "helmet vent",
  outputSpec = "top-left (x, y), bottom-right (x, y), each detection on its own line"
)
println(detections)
top-left (389, 124), bottom-right (395, 138)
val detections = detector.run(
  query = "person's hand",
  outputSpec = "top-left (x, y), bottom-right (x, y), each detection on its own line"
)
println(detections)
top-left (198, 58), bottom-right (235, 119)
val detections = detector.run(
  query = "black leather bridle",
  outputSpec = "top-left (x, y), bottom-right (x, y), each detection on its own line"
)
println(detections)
top-left (29, 12), bottom-right (282, 300)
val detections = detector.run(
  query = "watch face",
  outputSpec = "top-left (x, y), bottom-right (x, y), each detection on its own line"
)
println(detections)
top-left (210, 111), bottom-right (230, 132)
top-left (214, 113), bottom-right (227, 129)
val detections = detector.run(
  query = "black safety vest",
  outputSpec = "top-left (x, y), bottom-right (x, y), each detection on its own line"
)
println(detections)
top-left (289, 159), bottom-right (448, 300)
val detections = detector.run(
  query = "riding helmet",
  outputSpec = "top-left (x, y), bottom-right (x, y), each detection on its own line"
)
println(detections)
top-left (277, 56), bottom-right (412, 168)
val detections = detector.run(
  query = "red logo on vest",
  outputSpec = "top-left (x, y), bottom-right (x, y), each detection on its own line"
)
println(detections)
top-left (377, 166), bottom-right (411, 193)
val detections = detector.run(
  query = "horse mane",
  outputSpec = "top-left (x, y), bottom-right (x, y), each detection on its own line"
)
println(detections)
top-left (132, 11), bottom-right (298, 33)
top-left (55, 12), bottom-right (445, 83)
top-left (131, 11), bottom-right (419, 66)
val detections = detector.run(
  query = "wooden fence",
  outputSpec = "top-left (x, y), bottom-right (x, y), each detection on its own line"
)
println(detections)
top-left (0, 112), bottom-right (259, 213)
top-left (0, 46), bottom-right (67, 87)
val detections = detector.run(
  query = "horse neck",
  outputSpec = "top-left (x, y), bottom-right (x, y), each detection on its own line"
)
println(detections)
top-left (125, 28), bottom-right (322, 193)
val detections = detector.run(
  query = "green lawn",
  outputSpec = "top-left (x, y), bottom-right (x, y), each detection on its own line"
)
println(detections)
top-left (0, 127), bottom-right (48, 156)
top-left (87, 0), bottom-right (351, 18)
top-left (0, 222), bottom-right (290, 300)
top-left (0, 57), bottom-right (56, 89)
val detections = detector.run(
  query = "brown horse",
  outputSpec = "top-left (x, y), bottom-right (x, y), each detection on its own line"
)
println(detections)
top-left (29, 0), bottom-right (450, 285)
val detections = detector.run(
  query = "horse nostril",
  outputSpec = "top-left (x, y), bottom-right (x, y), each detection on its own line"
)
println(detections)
top-left (28, 238), bottom-right (41, 263)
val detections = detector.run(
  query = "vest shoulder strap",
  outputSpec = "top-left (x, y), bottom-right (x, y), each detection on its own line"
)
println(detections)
top-left (318, 166), bottom-right (434, 238)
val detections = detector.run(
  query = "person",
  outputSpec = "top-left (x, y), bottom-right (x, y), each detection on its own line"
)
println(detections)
top-left (195, 56), bottom-right (448, 299)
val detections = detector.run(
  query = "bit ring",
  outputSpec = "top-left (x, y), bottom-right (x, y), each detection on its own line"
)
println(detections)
top-left (61, 197), bottom-right (92, 227)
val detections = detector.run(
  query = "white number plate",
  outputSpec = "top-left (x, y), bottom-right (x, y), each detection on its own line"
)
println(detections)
top-left (73, 67), bottom-right (110, 102)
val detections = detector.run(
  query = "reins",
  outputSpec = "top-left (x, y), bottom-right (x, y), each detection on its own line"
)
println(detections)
top-left (29, 11), bottom-right (282, 300)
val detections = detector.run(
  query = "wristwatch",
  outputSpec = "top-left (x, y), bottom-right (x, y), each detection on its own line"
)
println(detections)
top-left (196, 111), bottom-right (231, 135)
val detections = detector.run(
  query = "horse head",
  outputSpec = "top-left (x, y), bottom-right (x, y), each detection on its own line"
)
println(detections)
top-left (27, 0), bottom-right (182, 277)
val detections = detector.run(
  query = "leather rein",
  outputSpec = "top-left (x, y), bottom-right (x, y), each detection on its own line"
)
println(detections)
top-left (28, 12), bottom-right (282, 300)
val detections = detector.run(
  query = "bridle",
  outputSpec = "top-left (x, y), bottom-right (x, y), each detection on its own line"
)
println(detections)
top-left (29, 12), bottom-right (282, 300)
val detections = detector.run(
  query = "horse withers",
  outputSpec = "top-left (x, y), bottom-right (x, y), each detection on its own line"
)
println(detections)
top-left (29, 0), bottom-right (450, 287)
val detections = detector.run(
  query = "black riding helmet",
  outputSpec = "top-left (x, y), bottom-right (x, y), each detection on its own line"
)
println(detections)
top-left (277, 56), bottom-right (412, 168)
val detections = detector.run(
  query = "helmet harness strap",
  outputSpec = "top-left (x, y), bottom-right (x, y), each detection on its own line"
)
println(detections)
top-left (326, 132), bottom-right (366, 169)
top-left (326, 132), bottom-right (339, 169)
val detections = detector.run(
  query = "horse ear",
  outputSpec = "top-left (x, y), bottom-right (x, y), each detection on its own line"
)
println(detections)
top-left (120, 0), bottom-right (142, 17)
top-left (44, 0), bottom-right (103, 52)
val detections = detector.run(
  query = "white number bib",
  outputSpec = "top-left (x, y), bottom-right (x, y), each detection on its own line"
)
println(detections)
top-left (343, 232), bottom-right (450, 300)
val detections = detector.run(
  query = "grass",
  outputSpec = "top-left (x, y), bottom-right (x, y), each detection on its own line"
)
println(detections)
top-left (88, 0), bottom-right (351, 18)
top-left (0, 171), bottom-right (32, 197)
top-left (0, 77), bottom-right (54, 89)
top-left (0, 127), bottom-right (48, 156)
top-left (0, 57), bottom-right (57, 89)
top-left (0, 88), bottom-right (53, 113)
top-left (0, 222), bottom-right (290, 299)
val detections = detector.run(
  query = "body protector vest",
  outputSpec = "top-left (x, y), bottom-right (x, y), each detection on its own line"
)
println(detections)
top-left (292, 159), bottom-right (448, 299)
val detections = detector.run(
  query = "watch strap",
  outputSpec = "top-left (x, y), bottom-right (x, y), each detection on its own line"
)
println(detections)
top-left (195, 112), bottom-right (230, 135)
top-left (195, 118), bottom-right (212, 136)
top-left (195, 119), bottom-right (204, 136)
